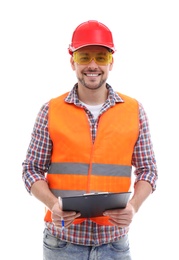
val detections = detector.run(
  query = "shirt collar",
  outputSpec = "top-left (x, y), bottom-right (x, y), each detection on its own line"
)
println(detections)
top-left (65, 83), bottom-right (124, 106)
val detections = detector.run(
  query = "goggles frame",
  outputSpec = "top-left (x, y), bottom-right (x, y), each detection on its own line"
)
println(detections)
top-left (73, 50), bottom-right (113, 66)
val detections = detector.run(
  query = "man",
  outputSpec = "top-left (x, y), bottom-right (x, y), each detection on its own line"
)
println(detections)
top-left (22, 20), bottom-right (158, 260)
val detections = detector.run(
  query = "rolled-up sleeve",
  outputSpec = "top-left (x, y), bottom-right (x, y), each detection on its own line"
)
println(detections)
top-left (22, 102), bottom-right (52, 193)
top-left (132, 102), bottom-right (158, 192)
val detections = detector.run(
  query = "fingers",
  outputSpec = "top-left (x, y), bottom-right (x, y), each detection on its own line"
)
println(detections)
top-left (52, 217), bottom-right (73, 229)
top-left (51, 198), bottom-right (81, 228)
top-left (103, 208), bottom-right (133, 227)
top-left (52, 212), bottom-right (81, 228)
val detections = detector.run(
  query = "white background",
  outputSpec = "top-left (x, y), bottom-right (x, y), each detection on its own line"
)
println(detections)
top-left (0, 0), bottom-right (179, 259)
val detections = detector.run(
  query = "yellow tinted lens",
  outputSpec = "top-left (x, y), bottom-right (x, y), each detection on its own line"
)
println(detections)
top-left (95, 53), bottom-right (112, 65)
top-left (73, 51), bottom-right (112, 65)
top-left (73, 52), bottom-right (91, 64)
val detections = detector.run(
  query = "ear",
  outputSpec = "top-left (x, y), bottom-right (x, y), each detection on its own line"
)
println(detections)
top-left (70, 56), bottom-right (76, 71)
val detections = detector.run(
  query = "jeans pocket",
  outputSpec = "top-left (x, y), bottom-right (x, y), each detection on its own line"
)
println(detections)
top-left (43, 228), bottom-right (67, 249)
top-left (110, 235), bottom-right (130, 252)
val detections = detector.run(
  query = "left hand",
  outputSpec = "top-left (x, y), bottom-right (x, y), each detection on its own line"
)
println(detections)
top-left (103, 202), bottom-right (136, 227)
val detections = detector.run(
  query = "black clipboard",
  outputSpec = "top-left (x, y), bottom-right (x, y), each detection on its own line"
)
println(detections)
top-left (61, 192), bottom-right (131, 218)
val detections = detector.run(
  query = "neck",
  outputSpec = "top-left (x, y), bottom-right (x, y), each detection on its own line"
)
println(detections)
top-left (77, 84), bottom-right (108, 105)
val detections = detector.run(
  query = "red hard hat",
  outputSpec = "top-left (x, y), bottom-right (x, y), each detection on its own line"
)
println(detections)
top-left (68, 20), bottom-right (116, 55)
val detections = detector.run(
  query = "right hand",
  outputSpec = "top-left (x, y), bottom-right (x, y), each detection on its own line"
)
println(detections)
top-left (51, 198), bottom-right (81, 228)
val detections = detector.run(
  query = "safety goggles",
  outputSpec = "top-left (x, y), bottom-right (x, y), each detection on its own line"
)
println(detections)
top-left (73, 50), bottom-right (113, 66)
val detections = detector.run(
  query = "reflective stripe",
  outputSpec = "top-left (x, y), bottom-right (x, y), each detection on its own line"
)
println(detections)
top-left (48, 162), bottom-right (131, 177)
top-left (92, 164), bottom-right (131, 176)
top-left (48, 162), bottom-right (88, 174)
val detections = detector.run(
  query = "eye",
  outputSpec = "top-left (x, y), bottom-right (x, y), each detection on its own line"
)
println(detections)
top-left (78, 53), bottom-right (90, 62)
top-left (96, 55), bottom-right (107, 62)
top-left (79, 56), bottom-right (90, 62)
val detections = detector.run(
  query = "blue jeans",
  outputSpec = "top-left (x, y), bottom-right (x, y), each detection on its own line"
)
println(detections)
top-left (43, 228), bottom-right (132, 260)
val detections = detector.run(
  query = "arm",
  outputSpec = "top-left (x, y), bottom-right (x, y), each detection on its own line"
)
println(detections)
top-left (22, 103), bottom-right (58, 210)
top-left (129, 180), bottom-right (152, 213)
top-left (22, 103), bottom-right (52, 194)
top-left (103, 180), bottom-right (152, 227)
top-left (31, 180), bottom-right (58, 211)
top-left (31, 180), bottom-right (81, 227)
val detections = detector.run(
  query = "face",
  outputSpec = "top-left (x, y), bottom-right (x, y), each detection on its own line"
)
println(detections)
top-left (70, 46), bottom-right (113, 90)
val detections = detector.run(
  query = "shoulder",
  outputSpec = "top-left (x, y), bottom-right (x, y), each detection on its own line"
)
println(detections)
top-left (116, 92), bottom-right (140, 111)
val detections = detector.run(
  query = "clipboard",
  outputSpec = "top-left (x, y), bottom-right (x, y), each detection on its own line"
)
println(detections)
top-left (61, 192), bottom-right (131, 218)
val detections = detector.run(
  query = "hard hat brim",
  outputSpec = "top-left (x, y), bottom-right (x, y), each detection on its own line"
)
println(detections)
top-left (68, 43), bottom-right (115, 55)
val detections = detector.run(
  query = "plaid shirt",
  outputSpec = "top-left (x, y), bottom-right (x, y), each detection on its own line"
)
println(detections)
top-left (22, 83), bottom-right (158, 246)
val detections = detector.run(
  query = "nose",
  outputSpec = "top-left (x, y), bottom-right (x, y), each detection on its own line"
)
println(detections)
top-left (87, 58), bottom-right (98, 68)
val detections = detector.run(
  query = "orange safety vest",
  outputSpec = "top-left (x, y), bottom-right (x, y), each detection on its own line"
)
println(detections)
top-left (44, 92), bottom-right (139, 225)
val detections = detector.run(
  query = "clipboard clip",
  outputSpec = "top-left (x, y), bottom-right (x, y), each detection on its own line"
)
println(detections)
top-left (83, 192), bottom-right (110, 196)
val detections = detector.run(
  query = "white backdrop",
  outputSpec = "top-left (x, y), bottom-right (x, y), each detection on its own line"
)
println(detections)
top-left (0, 0), bottom-right (179, 259)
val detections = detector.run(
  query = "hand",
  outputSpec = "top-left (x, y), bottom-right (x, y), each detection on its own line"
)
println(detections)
top-left (51, 199), bottom-right (81, 228)
top-left (103, 202), bottom-right (136, 227)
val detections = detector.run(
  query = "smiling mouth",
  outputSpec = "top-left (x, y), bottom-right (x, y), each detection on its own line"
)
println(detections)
top-left (85, 73), bottom-right (101, 77)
